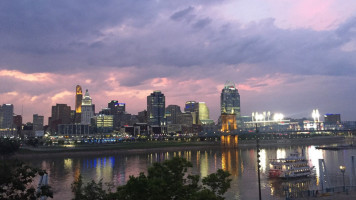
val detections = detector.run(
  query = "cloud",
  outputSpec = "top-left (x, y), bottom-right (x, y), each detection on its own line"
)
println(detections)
top-left (1, 0), bottom-right (356, 123)
top-left (171, 6), bottom-right (195, 21)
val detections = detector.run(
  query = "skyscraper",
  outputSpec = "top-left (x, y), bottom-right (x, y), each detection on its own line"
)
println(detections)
top-left (198, 102), bottom-right (209, 121)
top-left (75, 85), bottom-right (83, 113)
top-left (147, 91), bottom-right (166, 126)
top-left (75, 85), bottom-right (83, 123)
top-left (184, 101), bottom-right (198, 124)
top-left (81, 89), bottom-right (95, 125)
top-left (183, 101), bottom-right (210, 125)
top-left (49, 104), bottom-right (71, 132)
top-left (0, 104), bottom-right (14, 129)
top-left (221, 81), bottom-right (241, 130)
top-left (33, 114), bottom-right (44, 131)
top-left (166, 105), bottom-right (182, 124)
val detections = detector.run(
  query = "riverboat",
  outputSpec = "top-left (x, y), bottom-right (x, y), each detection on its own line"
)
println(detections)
top-left (268, 152), bottom-right (313, 178)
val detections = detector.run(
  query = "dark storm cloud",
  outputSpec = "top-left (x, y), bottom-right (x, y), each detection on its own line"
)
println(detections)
top-left (0, 0), bottom-right (356, 83)
top-left (170, 6), bottom-right (195, 21)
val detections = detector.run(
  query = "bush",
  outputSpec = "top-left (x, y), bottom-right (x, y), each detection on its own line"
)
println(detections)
top-left (72, 157), bottom-right (232, 200)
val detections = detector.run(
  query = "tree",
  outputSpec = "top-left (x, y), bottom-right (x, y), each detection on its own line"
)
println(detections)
top-left (72, 157), bottom-right (232, 200)
top-left (0, 138), bottom-right (53, 199)
top-left (0, 160), bottom-right (53, 200)
top-left (0, 138), bottom-right (20, 159)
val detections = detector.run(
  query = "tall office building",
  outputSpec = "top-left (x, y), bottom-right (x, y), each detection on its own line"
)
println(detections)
top-left (108, 100), bottom-right (126, 114)
top-left (13, 115), bottom-right (22, 129)
top-left (198, 102), bottom-right (209, 121)
top-left (221, 81), bottom-right (241, 126)
top-left (147, 91), bottom-right (166, 126)
top-left (81, 89), bottom-right (95, 125)
top-left (183, 101), bottom-right (210, 125)
top-left (48, 104), bottom-right (71, 132)
top-left (184, 101), bottom-right (198, 124)
top-left (166, 105), bottom-right (182, 125)
top-left (75, 85), bottom-right (83, 123)
top-left (108, 100), bottom-right (126, 129)
top-left (0, 104), bottom-right (14, 129)
top-left (33, 114), bottom-right (44, 131)
top-left (75, 85), bottom-right (83, 113)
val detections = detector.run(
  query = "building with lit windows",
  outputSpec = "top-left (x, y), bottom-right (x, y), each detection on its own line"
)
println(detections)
top-left (198, 102), bottom-right (209, 122)
top-left (147, 91), bottom-right (166, 126)
top-left (220, 81), bottom-right (240, 131)
top-left (93, 114), bottom-right (113, 133)
top-left (81, 89), bottom-right (95, 125)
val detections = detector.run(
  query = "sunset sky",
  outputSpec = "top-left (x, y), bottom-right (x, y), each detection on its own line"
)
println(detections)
top-left (1, 0), bottom-right (356, 123)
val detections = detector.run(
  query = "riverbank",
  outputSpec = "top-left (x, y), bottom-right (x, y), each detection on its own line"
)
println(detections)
top-left (14, 136), bottom-right (347, 158)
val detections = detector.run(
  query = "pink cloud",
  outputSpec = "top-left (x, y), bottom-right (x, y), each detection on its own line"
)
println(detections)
top-left (0, 69), bottom-right (53, 82)
top-left (1, 68), bottom-right (356, 124)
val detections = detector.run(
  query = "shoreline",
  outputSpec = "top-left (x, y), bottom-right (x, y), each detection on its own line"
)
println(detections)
top-left (13, 136), bottom-right (348, 159)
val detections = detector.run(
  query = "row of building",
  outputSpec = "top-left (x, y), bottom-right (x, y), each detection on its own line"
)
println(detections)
top-left (0, 81), bottom-right (350, 138)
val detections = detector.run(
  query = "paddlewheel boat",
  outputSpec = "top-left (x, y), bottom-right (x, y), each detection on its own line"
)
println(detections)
top-left (268, 152), bottom-right (314, 178)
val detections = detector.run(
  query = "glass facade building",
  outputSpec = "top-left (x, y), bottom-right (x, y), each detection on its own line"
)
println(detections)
top-left (221, 81), bottom-right (241, 128)
top-left (166, 105), bottom-right (182, 125)
top-left (147, 91), bottom-right (166, 126)
top-left (0, 104), bottom-right (14, 129)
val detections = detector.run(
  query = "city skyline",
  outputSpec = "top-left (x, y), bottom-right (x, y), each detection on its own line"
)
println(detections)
top-left (1, 0), bottom-right (356, 123)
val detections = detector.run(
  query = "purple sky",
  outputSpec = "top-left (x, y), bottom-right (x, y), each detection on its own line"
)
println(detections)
top-left (1, 0), bottom-right (356, 124)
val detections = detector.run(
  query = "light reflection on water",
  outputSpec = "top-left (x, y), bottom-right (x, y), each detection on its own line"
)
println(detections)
top-left (23, 146), bottom-right (356, 200)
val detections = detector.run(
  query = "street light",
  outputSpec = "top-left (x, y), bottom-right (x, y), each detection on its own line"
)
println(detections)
top-left (340, 165), bottom-right (346, 192)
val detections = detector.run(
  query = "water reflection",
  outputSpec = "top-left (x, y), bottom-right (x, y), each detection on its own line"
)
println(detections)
top-left (22, 146), bottom-right (356, 200)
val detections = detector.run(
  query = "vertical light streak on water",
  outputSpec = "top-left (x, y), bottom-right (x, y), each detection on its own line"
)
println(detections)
top-left (260, 149), bottom-right (267, 173)
top-left (308, 146), bottom-right (323, 186)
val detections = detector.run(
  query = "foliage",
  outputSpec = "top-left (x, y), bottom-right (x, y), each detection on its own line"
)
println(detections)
top-left (0, 138), bottom-right (20, 157)
top-left (72, 157), bottom-right (232, 200)
top-left (26, 138), bottom-right (40, 147)
top-left (0, 160), bottom-right (53, 200)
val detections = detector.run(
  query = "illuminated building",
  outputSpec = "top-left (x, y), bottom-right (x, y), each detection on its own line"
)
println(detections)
top-left (147, 91), bottom-right (166, 126)
top-left (166, 105), bottom-right (182, 125)
top-left (93, 114), bottom-right (114, 133)
top-left (75, 85), bottom-right (83, 113)
top-left (75, 85), bottom-right (83, 123)
top-left (81, 89), bottom-right (95, 125)
top-left (0, 104), bottom-right (14, 129)
top-left (33, 114), bottom-right (44, 131)
top-left (221, 113), bottom-right (237, 132)
top-left (184, 101), bottom-right (210, 125)
top-left (220, 81), bottom-right (241, 126)
top-left (198, 102), bottom-right (209, 121)
top-left (48, 104), bottom-right (71, 133)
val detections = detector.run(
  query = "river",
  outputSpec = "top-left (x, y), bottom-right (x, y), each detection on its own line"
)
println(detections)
top-left (22, 145), bottom-right (356, 200)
